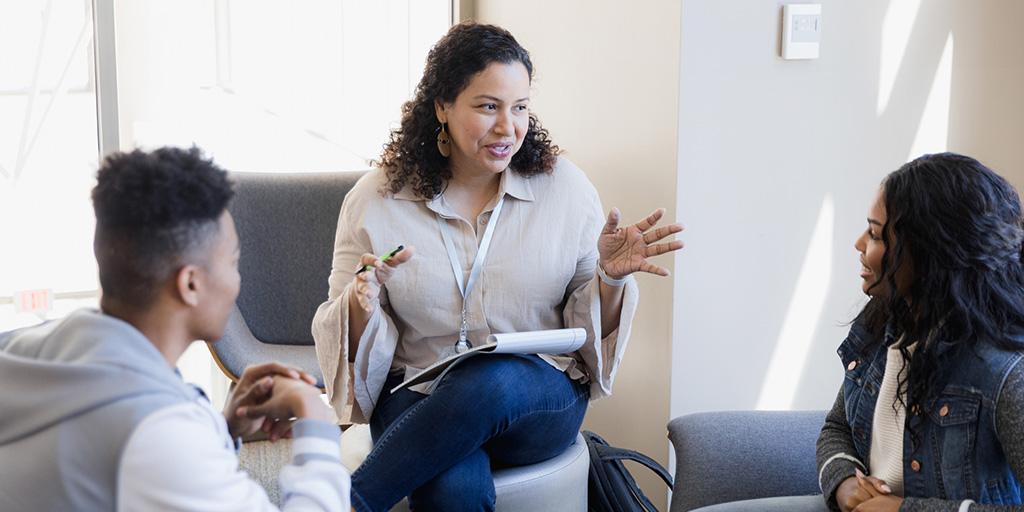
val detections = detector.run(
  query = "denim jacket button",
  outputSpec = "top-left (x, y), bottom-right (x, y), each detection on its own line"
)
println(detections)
top-left (939, 404), bottom-right (950, 417)
top-left (847, 360), bottom-right (858, 371)
top-left (911, 460), bottom-right (921, 472)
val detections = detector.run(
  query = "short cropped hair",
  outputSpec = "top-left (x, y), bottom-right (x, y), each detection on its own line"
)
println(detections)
top-left (91, 146), bottom-right (234, 308)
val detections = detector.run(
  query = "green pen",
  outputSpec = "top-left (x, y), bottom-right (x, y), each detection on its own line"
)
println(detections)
top-left (355, 245), bottom-right (405, 275)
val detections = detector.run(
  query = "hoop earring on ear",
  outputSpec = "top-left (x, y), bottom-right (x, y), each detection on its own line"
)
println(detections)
top-left (437, 122), bottom-right (451, 157)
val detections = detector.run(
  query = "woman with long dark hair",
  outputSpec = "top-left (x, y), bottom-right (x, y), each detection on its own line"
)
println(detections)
top-left (312, 23), bottom-right (682, 511)
top-left (817, 153), bottom-right (1024, 511)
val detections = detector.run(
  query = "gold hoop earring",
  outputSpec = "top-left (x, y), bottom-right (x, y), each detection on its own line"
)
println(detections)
top-left (437, 123), bottom-right (451, 157)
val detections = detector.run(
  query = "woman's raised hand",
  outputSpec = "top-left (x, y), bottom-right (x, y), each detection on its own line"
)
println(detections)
top-left (352, 246), bottom-right (415, 312)
top-left (598, 208), bottom-right (684, 279)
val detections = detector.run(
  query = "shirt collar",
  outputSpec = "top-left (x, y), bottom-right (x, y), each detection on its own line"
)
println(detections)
top-left (392, 168), bottom-right (536, 205)
top-left (500, 169), bottom-right (535, 202)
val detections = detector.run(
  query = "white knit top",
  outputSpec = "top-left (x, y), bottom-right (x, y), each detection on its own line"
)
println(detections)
top-left (869, 344), bottom-right (913, 496)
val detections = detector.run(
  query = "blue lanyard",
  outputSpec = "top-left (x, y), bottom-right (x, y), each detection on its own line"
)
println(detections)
top-left (436, 194), bottom-right (505, 352)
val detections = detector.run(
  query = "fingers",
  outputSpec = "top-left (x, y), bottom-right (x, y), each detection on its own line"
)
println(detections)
top-left (233, 376), bottom-right (273, 406)
top-left (384, 245), bottom-right (414, 267)
top-left (602, 208), bottom-right (622, 235)
top-left (639, 261), bottom-right (670, 277)
top-left (237, 401), bottom-right (279, 420)
top-left (644, 240), bottom-right (684, 258)
top-left (268, 418), bottom-right (295, 442)
top-left (240, 362), bottom-right (302, 384)
top-left (863, 476), bottom-right (892, 495)
top-left (354, 276), bottom-right (380, 312)
top-left (642, 223), bottom-right (684, 244)
top-left (633, 208), bottom-right (665, 232)
top-left (357, 253), bottom-right (381, 267)
top-left (860, 473), bottom-right (892, 493)
top-left (855, 469), bottom-right (881, 498)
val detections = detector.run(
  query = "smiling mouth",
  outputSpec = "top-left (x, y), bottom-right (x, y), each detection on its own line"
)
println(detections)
top-left (486, 143), bottom-right (512, 158)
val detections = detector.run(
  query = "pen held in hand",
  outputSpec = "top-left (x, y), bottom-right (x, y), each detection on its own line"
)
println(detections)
top-left (355, 245), bottom-right (405, 275)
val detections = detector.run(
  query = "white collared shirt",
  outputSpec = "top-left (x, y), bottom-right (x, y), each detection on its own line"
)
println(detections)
top-left (117, 397), bottom-right (350, 511)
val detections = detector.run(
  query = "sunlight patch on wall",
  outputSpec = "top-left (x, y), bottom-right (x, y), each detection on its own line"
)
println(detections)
top-left (756, 194), bottom-right (834, 410)
top-left (907, 32), bottom-right (953, 160)
top-left (877, 0), bottom-right (922, 115)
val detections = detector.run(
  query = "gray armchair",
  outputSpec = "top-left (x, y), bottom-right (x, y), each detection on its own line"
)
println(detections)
top-left (207, 170), bottom-right (365, 387)
top-left (668, 410), bottom-right (827, 511)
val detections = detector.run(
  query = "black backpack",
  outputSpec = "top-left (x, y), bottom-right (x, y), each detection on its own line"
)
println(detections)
top-left (583, 430), bottom-right (674, 512)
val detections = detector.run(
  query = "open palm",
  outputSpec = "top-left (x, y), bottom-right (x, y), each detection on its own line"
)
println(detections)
top-left (598, 207), bottom-right (684, 279)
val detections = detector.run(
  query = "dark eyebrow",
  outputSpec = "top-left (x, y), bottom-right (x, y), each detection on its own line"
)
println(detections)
top-left (473, 95), bottom-right (530, 103)
top-left (867, 218), bottom-right (883, 226)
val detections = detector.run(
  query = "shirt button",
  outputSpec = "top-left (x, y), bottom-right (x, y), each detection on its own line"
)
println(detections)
top-left (911, 460), bottom-right (921, 472)
top-left (939, 404), bottom-right (949, 417)
top-left (847, 360), bottom-right (858, 371)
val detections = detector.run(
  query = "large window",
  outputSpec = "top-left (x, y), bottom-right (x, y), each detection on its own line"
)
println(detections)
top-left (1, 0), bottom-right (452, 404)
top-left (112, 0), bottom-right (450, 171)
top-left (0, 1), bottom-right (101, 331)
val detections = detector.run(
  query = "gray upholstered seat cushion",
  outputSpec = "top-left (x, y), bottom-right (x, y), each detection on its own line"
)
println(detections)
top-left (690, 494), bottom-right (828, 512)
top-left (668, 410), bottom-right (826, 511)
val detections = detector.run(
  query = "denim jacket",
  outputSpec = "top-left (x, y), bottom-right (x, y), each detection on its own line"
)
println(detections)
top-left (837, 319), bottom-right (1023, 504)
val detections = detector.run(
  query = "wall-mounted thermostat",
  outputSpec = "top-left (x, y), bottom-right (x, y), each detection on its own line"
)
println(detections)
top-left (782, 4), bottom-right (822, 60)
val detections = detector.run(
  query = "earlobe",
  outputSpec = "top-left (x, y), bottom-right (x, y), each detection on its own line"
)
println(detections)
top-left (434, 99), bottom-right (448, 124)
top-left (176, 266), bottom-right (200, 307)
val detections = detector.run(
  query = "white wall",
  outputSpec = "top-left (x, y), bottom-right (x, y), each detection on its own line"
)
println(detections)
top-left (474, 0), bottom-right (681, 504)
top-left (472, 0), bottom-right (1024, 506)
top-left (672, 0), bottom-right (1024, 423)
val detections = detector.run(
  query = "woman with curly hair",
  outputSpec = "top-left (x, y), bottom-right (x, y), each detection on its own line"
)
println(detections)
top-left (815, 153), bottom-right (1024, 512)
top-left (312, 22), bottom-right (682, 511)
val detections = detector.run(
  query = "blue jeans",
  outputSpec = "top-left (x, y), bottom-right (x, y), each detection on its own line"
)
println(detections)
top-left (349, 354), bottom-right (590, 512)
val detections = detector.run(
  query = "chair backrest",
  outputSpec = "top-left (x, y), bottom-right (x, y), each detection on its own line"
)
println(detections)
top-left (208, 170), bottom-right (367, 386)
top-left (667, 410), bottom-right (826, 511)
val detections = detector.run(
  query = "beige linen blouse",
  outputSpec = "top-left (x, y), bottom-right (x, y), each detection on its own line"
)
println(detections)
top-left (311, 157), bottom-right (639, 423)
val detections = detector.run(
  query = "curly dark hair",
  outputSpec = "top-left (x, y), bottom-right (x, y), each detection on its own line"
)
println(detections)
top-left (858, 152), bottom-right (1024, 448)
top-left (92, 146), bottom-right (234, 308)
top-left (376, 22), bottom-right (559, 199)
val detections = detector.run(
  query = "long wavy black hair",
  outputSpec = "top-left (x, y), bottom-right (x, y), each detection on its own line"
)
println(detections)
top-left (375, 22), bottom-right (559, 199)
top-left (860, 152), bottom-right (1024, 437)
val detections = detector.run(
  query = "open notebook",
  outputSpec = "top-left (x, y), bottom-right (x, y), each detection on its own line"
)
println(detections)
top-left (391, 328), bottom-right (587, 393)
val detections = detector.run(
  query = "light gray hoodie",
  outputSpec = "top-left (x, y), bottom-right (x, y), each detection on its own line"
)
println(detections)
top-left (0, 309), bottom-right (200, 511)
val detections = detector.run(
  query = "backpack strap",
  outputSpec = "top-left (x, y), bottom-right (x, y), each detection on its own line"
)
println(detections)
top-left (594, 444), bottom-right (674, 488)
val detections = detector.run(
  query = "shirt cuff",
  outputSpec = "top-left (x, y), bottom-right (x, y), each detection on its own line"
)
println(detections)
top-left (291, 419), bottom-right (342, 465)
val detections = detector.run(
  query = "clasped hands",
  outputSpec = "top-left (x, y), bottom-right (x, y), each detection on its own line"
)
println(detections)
top-left (837, 469), bottom-right (903, 512)
top-left (222, 363), bottom-right (333, 442)
top-left (350, 207), bottom-right (684, 311)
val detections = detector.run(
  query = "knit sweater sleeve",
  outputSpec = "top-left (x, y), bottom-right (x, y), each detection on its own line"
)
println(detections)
top-left (818, 386), bottom-right (868, 511)
top-left (901, 358), bottom-right (1024, 512)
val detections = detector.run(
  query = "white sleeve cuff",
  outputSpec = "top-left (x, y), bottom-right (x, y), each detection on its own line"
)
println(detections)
top-left (818, 452), bottom-right (866, 492)
top-left (291, 419), bottom-right (342, 463)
